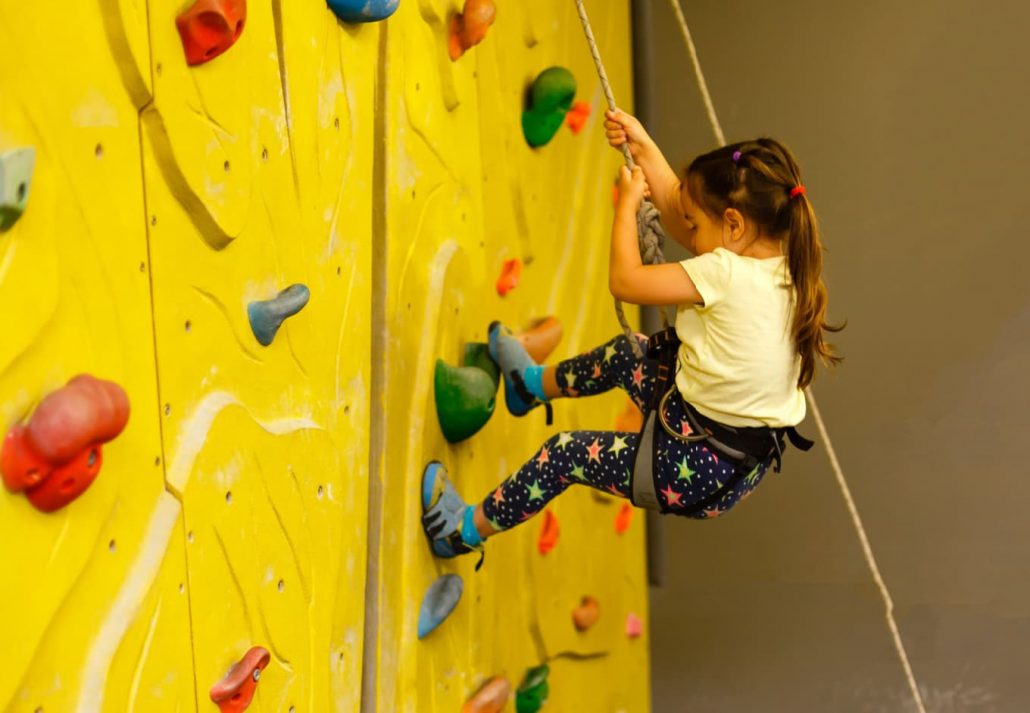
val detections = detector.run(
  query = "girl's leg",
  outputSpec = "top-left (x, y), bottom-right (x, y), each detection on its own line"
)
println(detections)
top-left (475, 428), bottom-right (639, 538)
top-left (549, 333), bottom-right (654, 409)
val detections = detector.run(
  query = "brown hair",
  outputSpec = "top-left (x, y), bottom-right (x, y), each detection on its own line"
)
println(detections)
top-left (686, 138), bottom-right (843, 388)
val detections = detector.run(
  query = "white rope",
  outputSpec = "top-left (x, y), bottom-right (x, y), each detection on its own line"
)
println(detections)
top-left (667, 2), bottom-right (926, 710)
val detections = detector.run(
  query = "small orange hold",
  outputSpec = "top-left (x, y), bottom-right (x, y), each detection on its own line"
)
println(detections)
top-left (449, 0), bottom-right (497, 61)
top-left (566, 100), bottom-right (591, 134)
top-left (517, 316), bottom-right (563, 363)
top-left (176, 0), bottom-right (247, 67)
top-left (625, 612), bottom-right (643, 639)
top-left (462, 675), bottom-right (511, 713)
top-left (210, 646), bottom-right (270, 713)
top-left (614, 502), bottom-right (634, 535)
top-left (572, 596), bottom-right (600, 632)
top-left (537, 509), bottom-right (560, 555)
top-left (496, 257), bottom-right (522, 296)
top-left (614, 396), bottom-right (643, 432)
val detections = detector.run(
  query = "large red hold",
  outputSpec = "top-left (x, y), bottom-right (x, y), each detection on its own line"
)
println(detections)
top-left (1, 374), bottom-right (130, 512)
top-left (210, 646), bottom-right (270, 713)
top-left (176, 0), bottom-right (247, 66)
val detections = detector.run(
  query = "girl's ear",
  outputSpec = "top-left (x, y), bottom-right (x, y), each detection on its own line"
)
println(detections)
top-left (723, 207), bottom-right (745, 242)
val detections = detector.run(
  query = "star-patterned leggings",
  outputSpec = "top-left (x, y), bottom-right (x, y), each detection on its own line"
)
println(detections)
top-left (479, 334), bottom-right (773, 532)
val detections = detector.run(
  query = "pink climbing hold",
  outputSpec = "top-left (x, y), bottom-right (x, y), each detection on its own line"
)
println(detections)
top-left (625, 612), bottom-right (643, 639)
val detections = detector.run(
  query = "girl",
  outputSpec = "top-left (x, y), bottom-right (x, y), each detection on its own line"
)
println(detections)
top-left (421, 110), bottom-right (842, 563)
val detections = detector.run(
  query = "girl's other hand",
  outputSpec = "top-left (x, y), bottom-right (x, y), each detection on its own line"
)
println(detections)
top-left (605, 110), bottom-right (652, 157)
top-left (617, 166), bottom-right (648, 211)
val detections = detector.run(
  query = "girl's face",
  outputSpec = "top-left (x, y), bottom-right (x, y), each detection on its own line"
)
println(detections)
top-left (679, 183), bottom-right (724, 255)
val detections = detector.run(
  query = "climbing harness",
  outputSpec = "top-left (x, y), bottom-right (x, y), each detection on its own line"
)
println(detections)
top-left (574, 0), bottom-right (669, 359)
top-left (629, 329), bottom-right (813, 514)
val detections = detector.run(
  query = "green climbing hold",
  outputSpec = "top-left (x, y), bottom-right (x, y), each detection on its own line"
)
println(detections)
top-left (522, 67), bottom-right (577, 148)
top-left (434, 359), bottom-right (496, 443)
top-left (0, 148), bottom-right (35, 232)
top-left (515, 664), bottom-right (550, 713)
top-left (463, 342), bottom-right (500, 391)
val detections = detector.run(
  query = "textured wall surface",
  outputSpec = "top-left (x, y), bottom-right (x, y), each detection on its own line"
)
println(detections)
top-left (0, 1), bottom-right (648, 711)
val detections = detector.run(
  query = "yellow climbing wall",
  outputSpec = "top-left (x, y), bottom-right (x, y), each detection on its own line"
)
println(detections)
top-left (0, 0), bottom-right (648, 710)
top-left (373, 0), bottom-right (650, 711)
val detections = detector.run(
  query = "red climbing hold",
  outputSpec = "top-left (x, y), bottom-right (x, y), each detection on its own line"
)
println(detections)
top-left (1, 375), bottom-right (130, 512)
top-left (176, 0), bottom-right (247, 67)
top-left (614, 502), bottom-right (634, 535)
top-left (496, 258), bottom-right (522, 296)
top-left (449, 0), bottom-right (496, 61)
top-left (572, 595), bottom-right (600, 632)
top-left (537, 509), bottom-right (560, 555)
top-left (566, 100), bottom-right (591, 134)
top-left (210, 646), bottom-right (270, 713)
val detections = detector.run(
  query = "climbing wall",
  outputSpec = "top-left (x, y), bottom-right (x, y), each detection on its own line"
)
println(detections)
top-left (372, 0), bottom-right (650, 710)
top-left (1, 0), bottom-right (647, 710)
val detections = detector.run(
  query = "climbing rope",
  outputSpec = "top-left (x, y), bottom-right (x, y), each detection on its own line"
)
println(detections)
top-left (660, 2), bottom-right (928, 710)
top-left (574, 0), bottom-right (668, 359)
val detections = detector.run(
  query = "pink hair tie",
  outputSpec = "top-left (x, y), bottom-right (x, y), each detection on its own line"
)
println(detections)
top-left (732, 150), bottom-right (742, 163)
top-left (790, 184), bottom-right (807, 199)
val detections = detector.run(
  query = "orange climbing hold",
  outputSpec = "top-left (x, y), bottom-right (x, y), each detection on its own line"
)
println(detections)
top-left (537, 509), bottom-right (560, 555)
top-left (614, 502), bottom-right (634, 534)
top-left (572, 595), bottom-right (600, 632)
top-left (2, 375), bottom-right (130, 512)
top-left (462, 675), bottom-right (511, 713)
top-left (210, 646), bottom-right (270, 713)
top-left (614, 396), bottom-right (643, 432)
top-left (449, 0), bottom-right (496, 61)
top-left (517, 316), bottom-right (563, 363)
top-left (496, 258), bottom-right (522, 296)
top-left (176, 0), bottom-right (247, 66)
top-left (566, 100), bottom-right (591, 134)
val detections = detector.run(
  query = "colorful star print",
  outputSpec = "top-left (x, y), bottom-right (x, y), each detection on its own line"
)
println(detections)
top-left (586, 439), bottom-right (603, 463)
top-left (609, 436), bottom-right (629, 456)
top-left (660, 484), bottom-right (683, 507)
top-left (603, 344), bottom-right (618, 363)
top-left (527, 480), bottom-right (546, 502)
top-left (592, 362), bottom-right (602, 378)
top-left (556, 432), bottom-right (574, 450)
top-left (631, 365), bottom-right (644, 389)
top-left (492, 487), bottom-right (505, 506)
top-left (570, 463), bottom-right (586, 481)
top-left (676, 457), bottom-right (695, 484)
top-left (536, 446), bottom-right (550, 467)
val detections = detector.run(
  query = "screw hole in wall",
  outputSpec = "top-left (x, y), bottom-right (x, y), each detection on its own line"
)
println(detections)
top-left (277, 579), bottom-right (285, 593)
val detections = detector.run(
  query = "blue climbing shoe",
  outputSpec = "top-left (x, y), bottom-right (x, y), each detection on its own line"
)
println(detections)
top-left (421, 462), bottom-right (484, 568)
top-left (488, 321), bottom-right (552, 423)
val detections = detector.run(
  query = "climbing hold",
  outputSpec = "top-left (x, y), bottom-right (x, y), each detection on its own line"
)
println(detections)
top-left (418, 573), bottom-right (463, 639)
top-left (209, 645), bottom-right (270, 713)
top-left (0, 147), bottom-right (35, 232)
top-left (515, 665), bottom-right (550, 713)
top-left (565, 100), bottom-right (591, 134)
top-left (614, 396), bottom-right (643, 432)
top-left (536, 509), bottom-right (559, 555)
top-left (463, 675), bottom-right (511, 713)
top-left (496, 258), bottom-right (522, 296)
top-left (625, 612), bottom-right (643, 639)
top-left (2, 375), bottom-right (130, 512)
top-left (614, 502), bottom-right (634, 534)
top-left (176, 0), bottom-right (247, 67)
top-left (327, 0), bottom-right (399, 23)
top-left (247, 284), bottom-right (310, 347)
top-left (449, 0), bottom-right (496, 61)
top-left (516, 316), bottom-right (563, 363)
top-left (434, 359), bottom-right (496, 443)
top-left (572, 595), bottom-right (600, 632)
top-left (463, 342), bottom-right (500, 391)
top-left (522, 67), bottom-right (576, 148)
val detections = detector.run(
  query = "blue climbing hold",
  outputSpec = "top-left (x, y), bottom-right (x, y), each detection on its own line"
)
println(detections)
top-left (0, 147), bottom-right (36, 232)
top-left (327, 0), bottom-right (399, 23)
top-left (417, 573), bottom-right (463, 639)
top-left (247, 284), bottom-right (310, 346)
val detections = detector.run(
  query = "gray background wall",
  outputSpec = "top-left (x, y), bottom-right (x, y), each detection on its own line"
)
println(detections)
top-left (636, 1), bottom-right (1030, 711)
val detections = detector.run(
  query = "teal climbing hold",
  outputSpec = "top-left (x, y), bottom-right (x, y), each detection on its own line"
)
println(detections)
top-left (327, 0), bottom-right (399, 23)
top-left (522, 67), bottom-right (577, 148)
top-left (434, 359), bottom-right (496, 443)
top-left (247, 284), bottom-right (310, 346)
top-left (0, 148), bottom-right (35, 232)
top-left (515, 664), bottom-right (550, 713)
top-left (417, 573), bottom-right (463, 639)
top-left (463, 342), bottom-right (500, 391)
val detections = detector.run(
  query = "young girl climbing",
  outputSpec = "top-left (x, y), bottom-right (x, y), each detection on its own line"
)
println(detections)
top-left (421, 109), bottom-right (842, 563)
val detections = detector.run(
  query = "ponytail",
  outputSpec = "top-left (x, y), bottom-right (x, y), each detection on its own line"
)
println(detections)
top-left (687, 138), bottom-right (843, 388)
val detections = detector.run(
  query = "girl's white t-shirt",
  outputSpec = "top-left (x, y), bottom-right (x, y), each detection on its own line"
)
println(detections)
top-left (675, 247), bottom-right (807, 428)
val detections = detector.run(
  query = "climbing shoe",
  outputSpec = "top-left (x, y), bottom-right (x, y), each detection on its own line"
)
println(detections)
top-left (421, 461), bottom-right (485, 570)
top-left (488, 321), bottom-right (553, 424)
